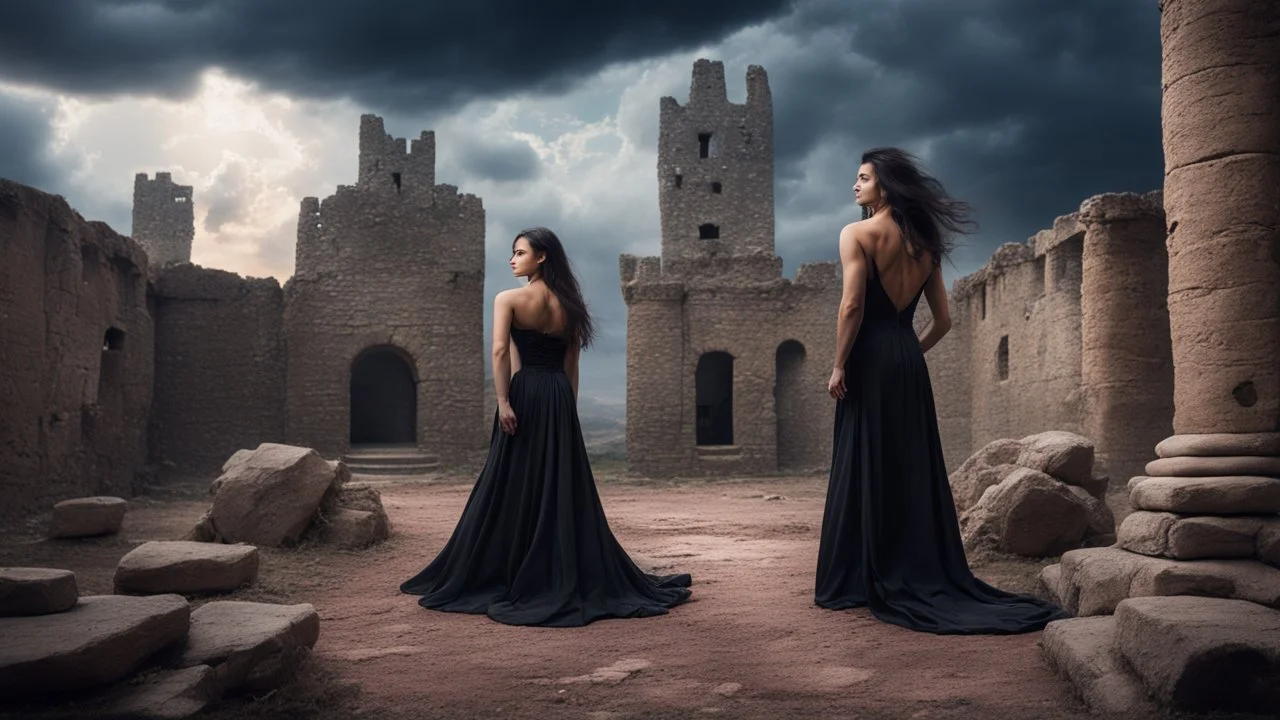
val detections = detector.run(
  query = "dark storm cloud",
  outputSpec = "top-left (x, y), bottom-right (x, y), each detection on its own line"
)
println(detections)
top-left (768, 0), bottom-right (1163, 274)
top-left (455, 138), bottom-right (541, 183)
top-left (0, 0), bottom-right (796, 113)
top-left (0, 94), bottom-right (59, 192)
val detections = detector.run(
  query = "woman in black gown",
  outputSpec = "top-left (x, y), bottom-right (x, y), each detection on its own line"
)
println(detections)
top-left (816, 148), bottom-right (1070, 635)
top-left (401, 226), bottom-right (692, 627)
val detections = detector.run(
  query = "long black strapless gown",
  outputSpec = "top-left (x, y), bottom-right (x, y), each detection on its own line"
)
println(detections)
top-left (401, 327), bottom-right (691, 627)
top-left (815, 259), bottom-right (1071, 634)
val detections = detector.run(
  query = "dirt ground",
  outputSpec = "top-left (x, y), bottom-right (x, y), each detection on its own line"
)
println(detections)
top-left (1, 471), bottom-right (1147, 720)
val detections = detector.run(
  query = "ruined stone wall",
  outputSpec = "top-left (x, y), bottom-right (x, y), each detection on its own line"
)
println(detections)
top-left (962, 235), bottom-right (1086, 456)
top-left (150, 265), bottom-right (285, 475)
top-left (658, 60), bottom-right (774, 263)
top-left (926, 193), bottom-right (1172, 478)
top-left (132, 172), bottom-right (194, 266)
top-left (285, 114), bottom-right (486, 466)
top-left (0, 180), bottom-right (152, 522)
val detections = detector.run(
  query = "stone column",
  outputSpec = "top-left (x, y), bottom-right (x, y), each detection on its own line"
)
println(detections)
top-left (1038, 4), bottom-right (1280, 714)
top-left (1078, 191), bottom-right (1173, 485)
top-left (1135, 0), bottom-right (1280, 574)
top-left (1162, 0), bottom-right (1280, 432)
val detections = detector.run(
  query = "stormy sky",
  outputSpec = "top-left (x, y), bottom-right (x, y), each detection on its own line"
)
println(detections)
top-left (0, 0), bottom-right (1164, 406)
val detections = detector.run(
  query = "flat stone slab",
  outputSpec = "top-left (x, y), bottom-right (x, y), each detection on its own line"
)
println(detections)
top-left (174, 601), bottom-right (320, 693)
top-left (1146, 454), bottom-right (1280, 478)
top-left (1056, 546), bottom-right (1280, 616)
top-left (1156, 432), bottom-right (1280, 458)
top-left (1039, 616), bottom-right (1158, 715)
top-left (1117, 511), bottom-right (1280, 564)
top-left (1115, 595), bottom-right (1280, 714)
top-left (0, 594), bottom-right (189, 699)
top-left (1130, 475), bottom-right (1280, 514)
top-left (114, 541), bottom-right (259, 595)
top-left (49, 496), bottom-right (127, 538)
top-left (97, 665), bottom-right (220, 720)
top-left (0, 567), bottom-right (78, 616)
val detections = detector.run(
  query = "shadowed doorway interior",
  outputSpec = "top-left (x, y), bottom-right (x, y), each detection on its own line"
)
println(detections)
top-left (350, 346), bottom-right (417, 445)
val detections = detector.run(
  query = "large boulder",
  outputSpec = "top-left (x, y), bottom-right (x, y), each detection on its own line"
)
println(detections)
top-left (1016, 430), bottom-right (1096, 489)
top-left (948, 438), bottom-right (1024, 512)
top-left (961, 468), bottom-right (1093, 556)
top-left (202, 444), bottom-right (340, 547)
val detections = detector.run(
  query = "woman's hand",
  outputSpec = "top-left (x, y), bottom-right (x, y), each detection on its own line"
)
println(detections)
top-left (827, 367), bottom-right (847, 400)
top-left (498, 402), bottom-right (518, 436)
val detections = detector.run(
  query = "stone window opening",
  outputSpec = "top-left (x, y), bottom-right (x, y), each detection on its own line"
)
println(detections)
top-left (1033, 256), bottom-right (1046, 297)
top-left (699, 223), bottom-right (720, 240)
top-left (979, 284), bottom-right (987, 320)
top-left (997, 335), bottom-right (1009, 381)
top-left (392, 172), bottom-right (402, 191)
top-left (696, 351), bottom-right (733, 446)
top-left (173, 196), bottom-right (187, 203)
top-left (698, 133), bottom-right (712, 158)
top-left (103, 327), bottom-right (125, 352)
top-left (711, 181), bottom-right (722, 194)
top-left (674, 174), bottom-right (683, 188)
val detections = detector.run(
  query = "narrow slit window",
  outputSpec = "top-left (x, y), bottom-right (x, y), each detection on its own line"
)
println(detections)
top-left (698, 133), bottom-right (712, 158)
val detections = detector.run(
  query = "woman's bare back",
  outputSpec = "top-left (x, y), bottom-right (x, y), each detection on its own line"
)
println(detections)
top-left (862, 213), bottom-right (935, 311)
top-left (510, 284), bottom-right (568, 337)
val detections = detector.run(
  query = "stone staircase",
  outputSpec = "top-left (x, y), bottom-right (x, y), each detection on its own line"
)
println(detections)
top-left (342, 444), bottom-right (440, 477)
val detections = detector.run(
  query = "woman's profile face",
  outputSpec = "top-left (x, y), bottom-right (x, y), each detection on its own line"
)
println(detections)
top-left (853, 163), bottom-right (879, 207)
top-left (510, 237), bottom-right (543, 278)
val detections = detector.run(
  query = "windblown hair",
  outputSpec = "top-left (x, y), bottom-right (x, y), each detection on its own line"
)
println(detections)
top-left (860, 147), bottom-right (976, 265)
top-left (514, 226), bottom-right (597, 350)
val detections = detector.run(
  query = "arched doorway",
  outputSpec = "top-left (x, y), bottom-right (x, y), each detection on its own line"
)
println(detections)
top-left (349, 346), bottom-right (417, 445)
top-left (774, 340), bottom-right (806, 468)
top-left (696, 351), bottom-right (733, 445)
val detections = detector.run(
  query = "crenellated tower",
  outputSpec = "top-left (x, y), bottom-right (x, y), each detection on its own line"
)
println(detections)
top-left (658, 59), bottom-right (774, 265)
top-left (132, 172), bottom-right (194, 266)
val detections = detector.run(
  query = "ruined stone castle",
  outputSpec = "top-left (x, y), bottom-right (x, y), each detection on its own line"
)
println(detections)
top-left (622, 60), bottom-right (1174, 484)
top-left (621, 60), bottom-right (844, 477)
top-left (0, 115), bottom-right (487, 520)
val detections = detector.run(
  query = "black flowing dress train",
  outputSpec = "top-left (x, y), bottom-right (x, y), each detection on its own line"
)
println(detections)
top-left (401, 327), bottom-right (692, 627)
top-left (815, 257), bottom-right (1071, 634)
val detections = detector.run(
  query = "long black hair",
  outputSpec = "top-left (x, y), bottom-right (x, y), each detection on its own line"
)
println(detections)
top-left (514, 226), bottom-right (597, 350)
top-left (859, 147), bottom-right (976, 265)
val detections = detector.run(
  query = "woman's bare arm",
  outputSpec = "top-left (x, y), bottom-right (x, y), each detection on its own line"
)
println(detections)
top-left (832, 223), bottom-right (869, 370)
top-left (491, 291), bottom-right (515, 406)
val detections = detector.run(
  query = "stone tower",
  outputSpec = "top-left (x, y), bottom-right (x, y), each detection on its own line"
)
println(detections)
top-left (131, 172), bottom-right (194, 265)
top-left (658, 59), bottom-right (774, 265)
top-left (284, 114), bottom-right (487, 465)
top-left (622, 60), bottom-right (841, 478)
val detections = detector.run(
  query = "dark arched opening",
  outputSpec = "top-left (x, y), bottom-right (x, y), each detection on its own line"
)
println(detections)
top-left (350, 345), bottom-right (417, 445)
top-left (696, 351), bottom-right (733, 445)
top-left (774, 340), bottom-right (806, 468)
